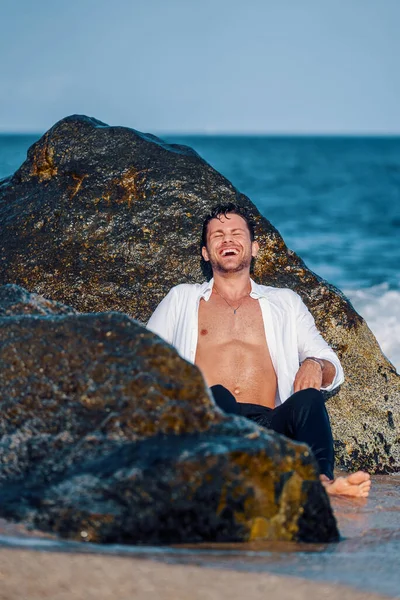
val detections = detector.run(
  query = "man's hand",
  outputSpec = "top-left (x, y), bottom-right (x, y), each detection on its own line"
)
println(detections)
top-left (293, 359), bottom-right (323, 392)
top-left (294, 358), bottom-right (336, 392)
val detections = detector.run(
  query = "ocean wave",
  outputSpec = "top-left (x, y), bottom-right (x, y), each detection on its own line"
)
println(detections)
top-left (345, 284), bottom-right (400, 372)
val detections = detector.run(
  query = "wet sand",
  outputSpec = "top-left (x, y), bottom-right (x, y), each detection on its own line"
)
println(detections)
top-left (1, 473), bottom-right (399, 599)
top-left (0, 548), bottom-right (392, 600)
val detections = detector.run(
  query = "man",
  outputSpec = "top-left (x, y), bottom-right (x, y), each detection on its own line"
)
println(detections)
top-left (147, 203), bottom-right (371, 497)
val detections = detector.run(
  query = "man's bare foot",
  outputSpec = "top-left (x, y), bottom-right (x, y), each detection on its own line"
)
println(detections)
top-left (320, 471), bottom-right (371, 498)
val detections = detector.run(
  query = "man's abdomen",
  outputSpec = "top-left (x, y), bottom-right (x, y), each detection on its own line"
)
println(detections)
top-left (195, 340), bottom-right (277, 408)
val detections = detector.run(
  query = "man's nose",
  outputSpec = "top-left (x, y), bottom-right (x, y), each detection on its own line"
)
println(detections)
top-left (221, 232), bottom-right (234, 243)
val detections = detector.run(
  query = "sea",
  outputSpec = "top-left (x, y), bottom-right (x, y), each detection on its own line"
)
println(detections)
top-left (1, 133), bottom-right (399, 371)
top-left (1, 134), bottom-right (400, 597)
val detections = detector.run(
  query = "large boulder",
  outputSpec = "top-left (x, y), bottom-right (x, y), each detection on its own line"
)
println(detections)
top-left (0, 285), bottom-right (337, 543)
top-left (0, 114), bottom-right (398, 472)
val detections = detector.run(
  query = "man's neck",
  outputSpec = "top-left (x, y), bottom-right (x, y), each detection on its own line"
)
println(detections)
top-left (212, 271), bottom-right (252, 301)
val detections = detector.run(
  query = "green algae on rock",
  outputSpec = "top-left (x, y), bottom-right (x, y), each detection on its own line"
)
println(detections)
top-left (0, 285), bottom-right (338, 544)
top-left (0, 114), bottom-right (398, 473)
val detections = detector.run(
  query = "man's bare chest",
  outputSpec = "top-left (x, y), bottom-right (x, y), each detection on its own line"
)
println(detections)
top-left (197, 297), bottom-right (266, 345)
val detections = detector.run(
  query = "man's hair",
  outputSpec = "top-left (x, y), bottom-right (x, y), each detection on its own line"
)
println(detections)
top-left (201, 202), bottom-right (256, 249)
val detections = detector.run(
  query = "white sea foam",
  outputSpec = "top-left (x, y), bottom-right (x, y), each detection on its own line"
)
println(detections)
top-left (345, 284), bottom-right (400, 373)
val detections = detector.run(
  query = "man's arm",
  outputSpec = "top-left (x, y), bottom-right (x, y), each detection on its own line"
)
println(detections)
top-left (293, 292), bottom-right (344, 392)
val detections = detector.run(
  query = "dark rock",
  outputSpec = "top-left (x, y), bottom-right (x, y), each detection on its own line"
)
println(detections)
top-left (0, 284), bottom-right (75, 317)
top-left (0, 114), bottom-right (398, 472)
top-left (0, 286), bottom-right (338, 543)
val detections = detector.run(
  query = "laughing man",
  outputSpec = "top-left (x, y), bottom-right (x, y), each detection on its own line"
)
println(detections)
top-left (147, 203), bottom-right (371, 497)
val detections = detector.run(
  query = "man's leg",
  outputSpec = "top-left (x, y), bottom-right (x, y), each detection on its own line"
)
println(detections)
top-left (210, 386), bottom-right (334, 477)
top-left (264, 390), bottom-right (371, 497)
top-left (210, 385), bottom-right (371, 497)
top-left (267, 388), bottom-right (335, 480)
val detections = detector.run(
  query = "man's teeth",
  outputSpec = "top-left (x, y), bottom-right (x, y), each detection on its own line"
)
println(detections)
top-left (221, 249), bottom-right (238, 256)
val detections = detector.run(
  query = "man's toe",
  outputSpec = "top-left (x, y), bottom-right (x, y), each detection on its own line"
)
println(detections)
top-left (347, 471), bottom-right (370, 485)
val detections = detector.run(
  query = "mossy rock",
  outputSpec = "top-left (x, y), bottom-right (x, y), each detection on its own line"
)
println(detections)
top-left (0, 285), bottom-right (337, 543)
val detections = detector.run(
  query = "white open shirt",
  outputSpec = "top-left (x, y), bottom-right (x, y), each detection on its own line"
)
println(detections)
top-left (147, 278), bottom-right (344, 406)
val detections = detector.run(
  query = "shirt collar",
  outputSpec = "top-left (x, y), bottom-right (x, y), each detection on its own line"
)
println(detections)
top-left (200, 278), bottom-right (214, 301)
top-left (200, 278), bottom-right (269, 302)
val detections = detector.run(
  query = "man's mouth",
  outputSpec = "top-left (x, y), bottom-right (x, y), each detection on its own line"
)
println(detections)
top-left (220, 248), bottom-right (239, 257)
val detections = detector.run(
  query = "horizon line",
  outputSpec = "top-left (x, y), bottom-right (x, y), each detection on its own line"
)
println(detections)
top-left (1, 130), bottom-right (400, 138)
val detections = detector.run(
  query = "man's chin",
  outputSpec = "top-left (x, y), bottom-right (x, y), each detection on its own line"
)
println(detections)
top-left (210, 259), bottom-right (251, 274)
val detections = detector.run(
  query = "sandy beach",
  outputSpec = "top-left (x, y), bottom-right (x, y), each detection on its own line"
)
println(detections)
top-left (0, 548), bottom-right (392, 600)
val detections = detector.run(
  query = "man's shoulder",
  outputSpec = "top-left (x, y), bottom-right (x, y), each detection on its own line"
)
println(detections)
top-left (166, 281), bottom-right (209, 300)
top-left (169, 281), bottom-right (208, 292)
top-left (255, 282), bottom-right (300, 303)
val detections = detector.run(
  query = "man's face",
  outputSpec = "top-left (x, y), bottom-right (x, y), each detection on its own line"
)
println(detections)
top-left (202, 213), bottom-right (259, 274)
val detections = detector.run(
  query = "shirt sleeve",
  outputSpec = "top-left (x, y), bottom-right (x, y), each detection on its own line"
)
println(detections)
top-left (146, 287), bottom-right (178, 345)
top-left (294, 292), bottom-right (345, 391)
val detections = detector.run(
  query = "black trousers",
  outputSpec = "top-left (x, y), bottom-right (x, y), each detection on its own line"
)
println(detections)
top-left (210, 385), bottom-right (334, 480)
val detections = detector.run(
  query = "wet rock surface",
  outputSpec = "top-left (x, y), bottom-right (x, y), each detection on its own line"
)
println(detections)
top-left (0, 114), bottom-right (398, 472)
top-left (0, 286), bottom-right (338, 544)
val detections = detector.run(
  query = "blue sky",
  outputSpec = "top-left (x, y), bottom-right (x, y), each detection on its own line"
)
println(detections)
top-left (1, 0), bottom-right (399, 133)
